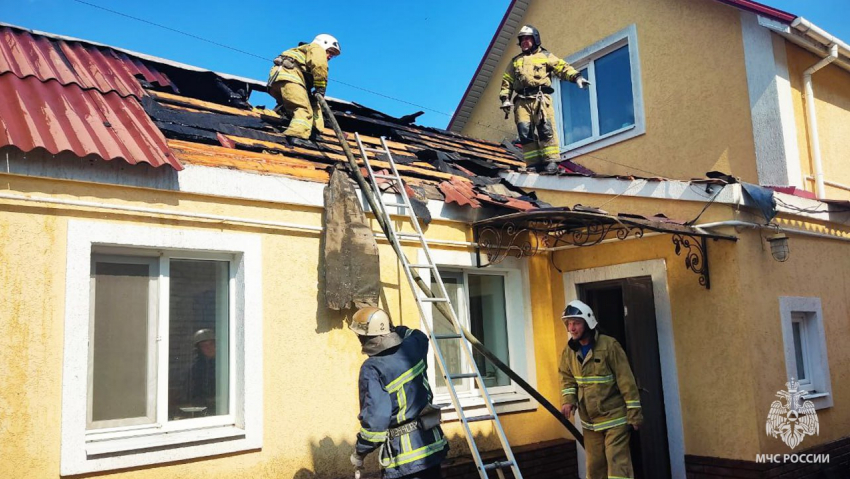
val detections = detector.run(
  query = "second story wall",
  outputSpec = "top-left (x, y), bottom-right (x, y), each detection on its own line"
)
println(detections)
top-left (460, 0), bottom-right (760, 183)
top-left (785, 42), bottom-right (850, 199)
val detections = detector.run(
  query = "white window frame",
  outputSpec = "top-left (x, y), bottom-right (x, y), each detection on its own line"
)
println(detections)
top-left (778, 297), bottom-right (833, 410)
top-left (418, 249), bottom-right (537, 420)
top-left (553, 24), bottom-right (645, 159)
top-left (61, 221), bottom-right (263, 475)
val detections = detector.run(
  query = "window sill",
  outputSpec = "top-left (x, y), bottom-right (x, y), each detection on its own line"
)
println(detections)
top-left (86, 424), bottom-right (246, 456)
top-left (434, 391), bottom-right (536, 422)
top-left (802, 392), bottom-right (832, 410)
top-left (561, 123), bottom-right (644, 161)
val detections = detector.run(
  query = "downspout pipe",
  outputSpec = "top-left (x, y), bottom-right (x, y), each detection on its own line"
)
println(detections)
top-left (803, 43), bottom-right (839, 199)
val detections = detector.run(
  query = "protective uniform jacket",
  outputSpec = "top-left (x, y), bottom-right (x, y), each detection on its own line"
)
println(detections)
top-left (356, 326), bottom-right (449, 478)
top-left (500, 47), bottom-right (579, 100)
top-left (267, 42), bottom-right (328, 91)
top-left (559, 331), bottom-right (643, 432)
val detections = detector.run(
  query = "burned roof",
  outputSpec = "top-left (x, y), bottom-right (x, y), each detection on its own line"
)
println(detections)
top-left (0, 23), bottom-right (593, 215)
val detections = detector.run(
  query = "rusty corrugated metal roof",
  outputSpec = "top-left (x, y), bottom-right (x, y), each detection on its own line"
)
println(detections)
top-left (0, 74), bottom-right (180, 169)
top-left (0, 26), bottom-right (174, 98)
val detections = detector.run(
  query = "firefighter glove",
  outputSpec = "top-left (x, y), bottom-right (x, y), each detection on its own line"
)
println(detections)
top-left (273, 55), bottom-right (284, 66)
top-left (314, 87), bottom-right (327, 97)
top-left (350, 452), bottom-right (365, 468)
top-left (500, 98), bottom-right (513, 114)
top-left (576, 77), bottom-right (591, 89)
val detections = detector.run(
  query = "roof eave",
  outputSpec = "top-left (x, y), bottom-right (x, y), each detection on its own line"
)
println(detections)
top-left (447, 0), bottom-right (529, 133)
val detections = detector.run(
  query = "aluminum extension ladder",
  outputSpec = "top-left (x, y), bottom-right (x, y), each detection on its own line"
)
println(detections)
top-left (354, 133), bottom-right (523, 479)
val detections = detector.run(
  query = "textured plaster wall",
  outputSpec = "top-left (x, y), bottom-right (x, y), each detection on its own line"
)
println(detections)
top-left (0, 171), bottom-right (569, 478)
top-left (460, 0), bottom-right (759, 183)
top-left (537, 186), bottom-right (850, 459)
top-left (785, 42), bottom-right (850, 200)
top-left (734, 224), bottom-right (850, 454)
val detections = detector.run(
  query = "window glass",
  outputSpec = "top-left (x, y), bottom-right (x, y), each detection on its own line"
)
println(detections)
top-left (169, 260), bottom-right (230, 420)
top-left (90, 260), bottom-right (154, 428)
top-left (431, 272), bottom-right (465, 390)
top-left (792, 316), bottom-right (807, 382)
top-left (561, 67), bottom-right (592, 145)
top-left (595, 45), bottom-right (635, 135)
top-left (468, 274), bottom-right (510, 388)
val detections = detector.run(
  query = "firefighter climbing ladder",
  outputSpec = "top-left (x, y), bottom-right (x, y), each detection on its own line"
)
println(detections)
top-left (355, 133), bottom-right (523, 479)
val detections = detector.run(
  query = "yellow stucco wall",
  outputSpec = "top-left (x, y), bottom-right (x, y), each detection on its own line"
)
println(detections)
top-left (460, 0), bottom-right (759, 183)
top-left (784, 42), bottom-right (850, 200)
top-left (0, 170), bottom-right (571, 478)
top-left (534, 188), bottom-right (850, 460)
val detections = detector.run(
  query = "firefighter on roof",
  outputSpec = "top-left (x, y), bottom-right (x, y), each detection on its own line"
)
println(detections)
top-left (268, 34), bottom-right (340, 139)
top-left (500, 25), bottom-right (590, 173)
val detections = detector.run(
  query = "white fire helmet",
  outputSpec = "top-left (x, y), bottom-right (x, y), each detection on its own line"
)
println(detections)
top-left (561, 300), bottom-right (597, 329)
top-left (349, 307), bottom-right (392, 337)
top-left (193, 328), bottom-right (215, 345)
top-left (312, 34), bottom-right (341, 56)
top-left (516, 25), bottom-right (541, 48)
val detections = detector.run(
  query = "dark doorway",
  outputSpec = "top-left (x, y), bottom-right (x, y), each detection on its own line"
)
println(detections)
top-left (579, 276), bottom-right (671, 479)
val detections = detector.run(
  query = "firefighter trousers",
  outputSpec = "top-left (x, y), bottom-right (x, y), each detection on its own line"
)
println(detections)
top-left (584, 424), bottom-right (634, 479)
top-left (271, 81), bottom-right (324, 139)
top-left (513, 93), bottom-right (560, 166)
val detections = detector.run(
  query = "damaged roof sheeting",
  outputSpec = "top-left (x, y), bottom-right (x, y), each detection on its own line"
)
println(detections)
top-left (0, 24), bottom-right (181, 169)
top-left (0, 74), bottom-right (179, 169)
top-left (0, 26), bottom-right (175, 98)
top-left (0, 22), bottom-right (573, 212)
top-left (142, 88), bottom-right (553, 213)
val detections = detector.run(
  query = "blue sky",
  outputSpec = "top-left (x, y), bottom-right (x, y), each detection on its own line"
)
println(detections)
top-left (2, 0), bottom-right (847, 129)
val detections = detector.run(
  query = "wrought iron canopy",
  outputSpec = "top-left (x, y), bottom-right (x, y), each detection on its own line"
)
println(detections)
top-left (473, 208), bottom-right (737, 289)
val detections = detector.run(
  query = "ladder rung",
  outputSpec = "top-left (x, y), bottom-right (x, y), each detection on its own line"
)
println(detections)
top-left (372, 173), bottom-right (400, 180)
top-left (464, 414), bottom-right (495, 423)
top-left (363, 147), bottom-right (385, 154)
top-left (406, 264), bottom-right (435, 269)
top-left (483, 461), bottom-right (515, 471)
top-left (433, 333), bottom-right (463, 340)
top-left (419, 297), bottom-right (448, 302)
top-left (395, 233), bottom-right (422, 239)
top-left (384, 202), bottom-right (408, 208)
top-left (449, 373), bottom-right (479, 380)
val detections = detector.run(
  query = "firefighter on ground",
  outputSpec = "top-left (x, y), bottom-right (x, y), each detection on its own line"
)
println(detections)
top-left (267, 34), bottom-right (341, 139)
top-left (348, 307), bottom-right (449, 479)
top-left (559, 300), bottom-right (643, 479)
top-left (500, 25), bottom-right (590, 174)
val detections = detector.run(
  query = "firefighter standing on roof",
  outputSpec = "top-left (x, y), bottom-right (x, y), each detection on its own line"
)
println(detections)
top-left (500, 25), bottom-right (590, 174)
top-left (348, 307), bottom-right (449, 479)
top-left (559, 300), bottom-right (643, 479)
top-left (267, 34), bottom-right (340, 139)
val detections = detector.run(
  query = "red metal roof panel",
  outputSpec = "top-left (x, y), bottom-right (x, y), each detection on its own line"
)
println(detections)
top-left (0, 74), bottom-right (181, 169)
top-left (0, 26), bottom-right (174, 98)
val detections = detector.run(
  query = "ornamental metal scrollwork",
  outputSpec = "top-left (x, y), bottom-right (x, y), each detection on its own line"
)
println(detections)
top-left (671, 234), bottom-right (710, 289)
top-left (477, 221), bottom-right (541, 266)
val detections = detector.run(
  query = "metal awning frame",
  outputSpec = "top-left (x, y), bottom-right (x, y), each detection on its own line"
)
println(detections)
top-left (473, 209), bottom-right (737, 289)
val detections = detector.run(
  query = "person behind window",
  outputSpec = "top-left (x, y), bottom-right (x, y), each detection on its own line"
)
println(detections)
top-left (185, 328), bottom-right (216, 414)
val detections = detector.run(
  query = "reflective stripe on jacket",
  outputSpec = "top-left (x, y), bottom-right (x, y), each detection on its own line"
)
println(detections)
top-left (499, 47), bottom-right (579, 100)
top-left (267, 43), bottom-right (328, 89)
top-left (356, 326), bottom-right (449, 478)
top-left (559, 331), bottom-right (644, 431)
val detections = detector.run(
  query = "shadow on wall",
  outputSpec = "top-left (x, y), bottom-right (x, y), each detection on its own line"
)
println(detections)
top-left (291, 437), bottom-right (381, 479)
top-left (290, 428), bottom-right (523, 479)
